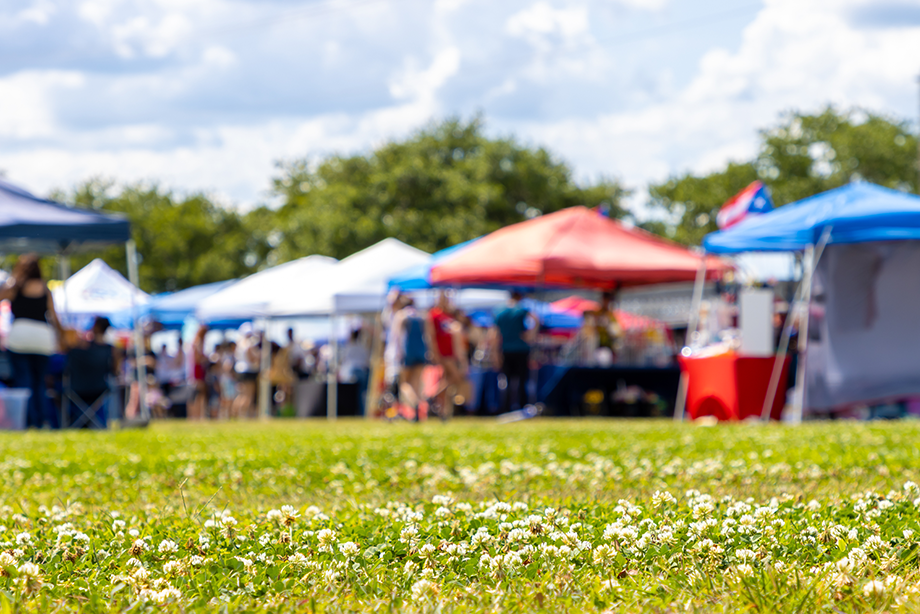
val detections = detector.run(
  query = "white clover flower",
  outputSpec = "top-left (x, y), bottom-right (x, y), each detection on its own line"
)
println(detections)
top-left (905, 481), bottom-right (919, 494)
top-left (132, 566), bottom-right (149, 581)
top-left (418, 543), bottom-right (436, 558)
top-left (15, 533), bottom-right (31, 546)
top-left (736, 563), bottom-right (754, 577)
top-left (158, 540), bottom-right (179, 554)
top-left (339, 541), bottom-right (359, 558)
top-left (651, 490), bottom-right (675, 507)
top-left (847, 528), bottom-right (858, 540)
top-left (410, 578), bottom-right (436, 601)
top-left (128, 529), bottom-right (140, 538)
top-left (266, 510), bottom-right (282, 522)
top-left (125, 557), bottom-right (143, 568)
top-left (235, 556), bottom-right (254, 570)
top-left (316, 528), bottom-right (337, 552)
top-left (863, 580), bottom-right (886, 597)
top-left (864, 535), bottom-right (885, 551)
top-left (322, 569), bottom-right (340, 583)
top-left (281, 505), bottom-right (300, 525)
top-left (17, 562), bottom-right (39, 577)
top-left (434, 507), bottom-right (452, 518)
top-left (162, 561), bottom-right (181, 575)
top-left (431, 495), bottom-right (454, 507)
top-left (132, 539), bottom-right (147, 552)
top-left (97, 549), bottom-right (110, 559)
top-left (905, 529), bottom-right (915, 540)
top-left (189, 555), bottom-right (205, 566)
top-left (0, 552), bottom-right (15, 567)
top-left (836, 557), bottom-right (854, 574)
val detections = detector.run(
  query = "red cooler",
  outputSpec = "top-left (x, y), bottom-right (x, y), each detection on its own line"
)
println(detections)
top-left (678, 353), bottom-right (791, 421)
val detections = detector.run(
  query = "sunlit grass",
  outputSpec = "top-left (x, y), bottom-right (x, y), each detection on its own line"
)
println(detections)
top-left (1, 418), bottom-right (920, 612)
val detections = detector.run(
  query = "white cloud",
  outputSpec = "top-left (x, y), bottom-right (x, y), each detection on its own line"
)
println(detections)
top-left (1, 0), bottom-right (918, 217)
top-left (506, 2), bottom-right (589, 44)
top-left (389, 47), bottom-right (462, 102)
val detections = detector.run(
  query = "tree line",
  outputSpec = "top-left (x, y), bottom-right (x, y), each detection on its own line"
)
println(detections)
top-left (60, 108), bottom-right (917, 293)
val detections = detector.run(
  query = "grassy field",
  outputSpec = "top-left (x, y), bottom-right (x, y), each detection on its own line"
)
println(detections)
top-left (2, 418), bottom-right (920, 612)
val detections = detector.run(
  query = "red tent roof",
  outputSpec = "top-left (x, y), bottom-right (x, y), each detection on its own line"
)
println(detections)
top-left (549, 296), bottom-right (664, 332)
top-left (430, 207), bottom-right (729, 289)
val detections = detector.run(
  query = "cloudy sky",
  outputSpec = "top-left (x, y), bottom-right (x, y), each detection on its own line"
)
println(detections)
top-left (1, 0), bottom-right (919, 214)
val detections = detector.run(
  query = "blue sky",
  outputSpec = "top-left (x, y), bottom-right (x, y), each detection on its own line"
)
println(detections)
top-left (1, 0), bottom-right (918, 215)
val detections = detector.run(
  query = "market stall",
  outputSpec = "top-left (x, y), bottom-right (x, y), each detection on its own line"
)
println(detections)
top-left (428, 206), bottom-right (729, 416)
top-left (702, 181), bottom-right (920, 421)
top-left (0, 179), bottom-right (146, 424)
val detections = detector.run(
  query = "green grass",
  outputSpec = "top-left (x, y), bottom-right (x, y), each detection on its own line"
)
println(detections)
top-left (2, 418), bottom-right (920, 612)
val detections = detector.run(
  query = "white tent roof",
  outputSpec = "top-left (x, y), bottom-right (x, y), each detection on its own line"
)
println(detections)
top-left (268, 238), bottom-right (430, 316)
top-left (196, 255), bottom-right (338, 322)
top-left (54, 258), bottom-right (150, 318)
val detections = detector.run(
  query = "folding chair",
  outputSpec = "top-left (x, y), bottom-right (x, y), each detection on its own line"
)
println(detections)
top-left (62, 344), bottom-right (114, 429)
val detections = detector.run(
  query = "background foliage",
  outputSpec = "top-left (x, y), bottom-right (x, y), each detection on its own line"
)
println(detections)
top-left (52, 108), bottom-right (917, 291)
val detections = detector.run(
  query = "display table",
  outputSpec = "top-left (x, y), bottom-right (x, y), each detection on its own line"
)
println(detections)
top-left (537, 365), bottom-right (682, 417)
top-left (678, 353), bottom-right (791, 421)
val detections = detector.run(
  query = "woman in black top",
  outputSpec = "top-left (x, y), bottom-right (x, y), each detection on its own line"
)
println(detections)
top-left (0, 255), bottom-right (62, 428)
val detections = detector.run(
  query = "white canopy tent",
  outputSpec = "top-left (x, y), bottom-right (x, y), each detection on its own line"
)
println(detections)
top-left (267, 239), bottom-right (430, 317)
top-left (196, 255), bottom-right (338, 322)
top-left (53, 258), bottom-right (151, 329)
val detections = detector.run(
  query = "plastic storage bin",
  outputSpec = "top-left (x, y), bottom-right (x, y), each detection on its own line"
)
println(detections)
top-left (0, 389), bottom-right (31, 430)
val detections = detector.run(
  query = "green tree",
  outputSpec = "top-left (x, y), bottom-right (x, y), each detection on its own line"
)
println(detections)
top-left (647, 107), bottom-right (919, 245)
top-left (267, 116), bottom-right (629, 261)
top-left (61, 179), bottom-right (266, 293)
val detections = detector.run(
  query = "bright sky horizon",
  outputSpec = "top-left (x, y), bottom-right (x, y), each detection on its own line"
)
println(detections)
top-left (1, 0), bottom-right (919, 216)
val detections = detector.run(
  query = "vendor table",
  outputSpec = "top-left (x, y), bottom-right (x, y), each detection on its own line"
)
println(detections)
top-left (678, 353), bottom-right (791, 421)
top-left (536, 365), bottom-right (681, 417)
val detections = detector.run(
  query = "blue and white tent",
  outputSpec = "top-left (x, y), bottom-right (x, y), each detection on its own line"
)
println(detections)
top-left (703, 182), bottom-right (920, 417)
top-left (703, 182), bottom-right (920, 253)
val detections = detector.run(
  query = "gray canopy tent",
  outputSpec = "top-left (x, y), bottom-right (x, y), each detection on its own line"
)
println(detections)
top-left (0, 179), bottom-right (148, 423)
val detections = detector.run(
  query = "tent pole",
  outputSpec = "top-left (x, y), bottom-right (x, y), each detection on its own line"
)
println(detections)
top-left (761, 227), bottom-right (832, 421)
top-left (258, 318), bottom-right (272, 419)
top-left (789, 245), bottom-right (816, 425)
top-left (674, 255), bottom-right (707, 422)
top-left (126, 240), bottom-right (148, 424)
top-left (327, 312), bottom-right (338, 420)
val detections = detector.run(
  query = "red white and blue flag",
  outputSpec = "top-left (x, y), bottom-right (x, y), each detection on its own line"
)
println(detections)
top-left (716, 181), bottom-right (773, 229)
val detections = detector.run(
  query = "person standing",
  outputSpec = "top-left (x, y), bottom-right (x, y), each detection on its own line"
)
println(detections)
top-left (188, 325), bottom-right (209, 420)
top-left (0, 255), bottom-right (62, 428)
top-left (393, 298), bottom-right (429, 420)
top-left (427, 291), bottom-right (467, 419)
top-left (493, 291), bottom-right (537, 413)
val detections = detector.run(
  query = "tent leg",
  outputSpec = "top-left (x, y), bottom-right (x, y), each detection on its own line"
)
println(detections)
top-left (674, 256), bottom-right (707, 422)
top-left (789, 245), bottom-right (816, 424)
top-left (126, 240), bottom-right (148, 424)
top-left (258, 318), bottom-right (272, 419)
top-left (327, 313), bottom-right (338, 420)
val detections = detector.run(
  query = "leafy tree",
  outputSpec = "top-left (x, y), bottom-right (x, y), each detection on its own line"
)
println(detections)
top-left (267, 116), bottom-right (629, 261)
top-left (647, 107), bottom-right (919, 245)
top-left (61, 179), bottom-right (266, 293)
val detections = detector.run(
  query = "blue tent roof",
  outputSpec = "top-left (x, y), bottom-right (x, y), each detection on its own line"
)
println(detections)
top-left (388, 239), bottom-right (479, 290)
top-left (0, 179), bottom-right (130, 252)
top-left (147, 280), bottom-right (237, 329)
top-left (703, 182), bottom-right (920, 254)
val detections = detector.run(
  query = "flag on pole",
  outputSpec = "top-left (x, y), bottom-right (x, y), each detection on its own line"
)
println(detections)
top-left (716, 181), bottom-right (773, 229)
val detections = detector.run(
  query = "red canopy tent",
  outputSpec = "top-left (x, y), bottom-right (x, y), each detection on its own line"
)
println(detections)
top-left (549, 296), bottom-right (662, 332)
top-left (429, 207), bottom-right (728, 289)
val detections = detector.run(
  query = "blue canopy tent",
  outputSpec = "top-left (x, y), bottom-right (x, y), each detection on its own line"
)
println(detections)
top-left (138, 280), bottom-right (239, 330)
top-left (0, 179), bottom-right (130, 252)
top-left (0, 179), bottom-right (148, 424)
top-left (703, 182), bottom-right (920, 253)
top-left (702, 182), bottom-right (920, 421)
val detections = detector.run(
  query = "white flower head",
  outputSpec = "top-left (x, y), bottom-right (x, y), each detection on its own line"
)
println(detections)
top-left (158, 540), bottom-right (179, 554)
